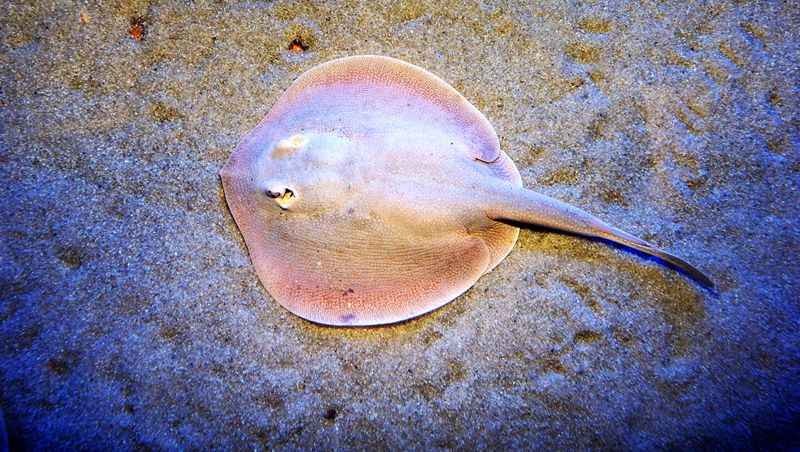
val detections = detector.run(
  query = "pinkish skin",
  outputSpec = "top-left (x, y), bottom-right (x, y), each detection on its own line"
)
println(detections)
top-left (221, 55), bottom-right (713, 326)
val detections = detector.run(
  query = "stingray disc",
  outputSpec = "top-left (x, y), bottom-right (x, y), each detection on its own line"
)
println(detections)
top-left (221, 55), bottom-right (522, 326)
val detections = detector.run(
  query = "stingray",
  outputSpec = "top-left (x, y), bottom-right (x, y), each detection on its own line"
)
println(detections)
top-left (221, 55), bottom-right (713, 326)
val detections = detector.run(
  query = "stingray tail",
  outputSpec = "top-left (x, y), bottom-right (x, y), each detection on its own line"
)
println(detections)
top-left (584, 217), bottom-right (715, 288)
top-left (488, 185), bottom-right (715, 288)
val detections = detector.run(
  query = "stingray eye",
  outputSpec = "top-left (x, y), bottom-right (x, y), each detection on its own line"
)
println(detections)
top-left (273, 135), bottom-right (308, 158)
top-left (266, 186), bottom-right (296, 209)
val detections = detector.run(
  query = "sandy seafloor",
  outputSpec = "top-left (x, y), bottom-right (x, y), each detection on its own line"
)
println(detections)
top-left (1, 0), bottom-right (798, 450)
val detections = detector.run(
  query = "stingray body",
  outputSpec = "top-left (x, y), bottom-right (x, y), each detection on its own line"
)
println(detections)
top-left (221, 55), bottom-right (713, 326)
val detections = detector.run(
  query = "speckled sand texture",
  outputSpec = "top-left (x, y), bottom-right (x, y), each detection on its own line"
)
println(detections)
top-left (1, 0), bottom-right (798, 450)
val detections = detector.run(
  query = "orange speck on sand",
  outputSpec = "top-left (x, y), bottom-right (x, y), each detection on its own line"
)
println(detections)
top-left (80, 10), bottom-right (89, 23)
top-left (130, 18), bottom-right (146, 41)
top-left (289, 43), bottom-right (305, 52)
